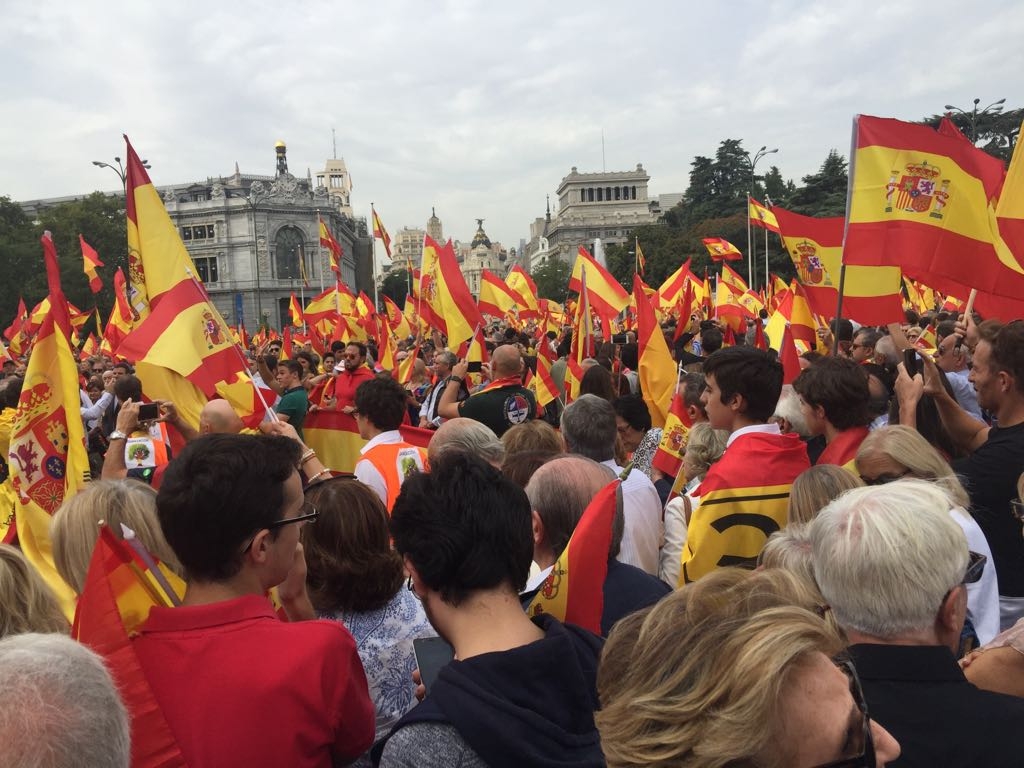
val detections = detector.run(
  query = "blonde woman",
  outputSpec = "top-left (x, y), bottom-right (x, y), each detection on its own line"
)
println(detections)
top-left (50, 479), bottom-right (181, 594)
top-left (658, 423), bottom-right (728, 587)
top-left (787, 464), bottom-right (864, 526)
top-left (0, 545), bottom-right (68, 638)
top-left (856, 425), bottom-right (1000, 644)
top-left (597, 568), bottom-right (900, 767)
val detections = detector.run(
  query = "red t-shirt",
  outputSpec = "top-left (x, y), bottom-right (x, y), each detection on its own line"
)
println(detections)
top-left (134, 594), bottom-right (374, 766)
top-left (333, 366), bottom-right (376, 410)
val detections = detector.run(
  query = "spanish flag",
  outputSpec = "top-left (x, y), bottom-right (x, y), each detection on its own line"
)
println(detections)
top-left (371, 206), bottom-right (392, 259)
top-left (651, 392), bottom-right (692, 479)
top-left (702, 237), bottom-right (742, 262)
top-left (528, 342), bottom-right (561, 407)
top-left (9, 233), bottom-right (92, 617)
top-left (478, 268), bottom-right (521, 318)
top-left (383, 295), bottom-right (412, 339)
top-left (569, 246), bottom-right (630, 319)
top-left (100, 268), bottom-right (135, 358)
top-left (505, 265), bottom-right (541, 319)
top-left (80, 234), bottom-right (104, 293)
top-left (528, 479), bottom-right (620, 636)
top-left (303, 410), bottom-right (366, 474)
top-left (319, 214), bottom-right (343, 276)
top-left (774, 206), bottom-right (903, 325)
top-left (633, 275), bottom-right (675, 429)
top-left (288, 293), bottom-right (304, 328)
top-left (844, 115), bottom-right (1024, 304)
top-left (420, 236), bottom-right (482, 346)
top-left (748, 197), bottom-right (781, 233)
top-left (73, 524), bottom-right (187, 767)
top-left (680, 431), bottom-right (809, 585)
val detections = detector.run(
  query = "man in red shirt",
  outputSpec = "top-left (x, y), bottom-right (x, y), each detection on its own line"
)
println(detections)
top-left (333, 342), bottom-right (376, 413)
top-left (133, 433), bottom-right (375, 767)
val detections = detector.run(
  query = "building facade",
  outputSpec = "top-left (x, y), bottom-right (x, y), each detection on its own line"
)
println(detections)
top-left (456, 219), bottom-right (506, 297)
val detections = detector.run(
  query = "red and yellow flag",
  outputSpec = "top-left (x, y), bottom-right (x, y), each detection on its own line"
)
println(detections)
top-left (73, 524), bottom-right (187, 768)
top-left (748, 197), bottom-right (781, 233)
top-left (506, 265), bottom-right (541, 319)
top-left (303, 410), bottom-right (366, 474)
top-left (528, 479), bottom-right (620, 635)
top-left (779, 323), bottom-right (802, 385)
top-left (420, 236), bottom-right (483, 346)
top-left (569, 247), bottom-right (630, 319)
top-left (383, 295), bottom-right (412, 339)
top-left (396, 344), bottom-right (420, 386)
top-left (319, 215), bottom-right (343, 276)
top-left (702, 237), bottom-right (742, 262)
top-left (371, 206), bottom-right (392, 259)
top-left (528, 343), bottom-right (560, 407)
top-left (80, 234), bottom-right (104, 294)
top-left (774, 206), bottom-right (903, 325)
top-left (4, 297), bottom-right (29, 357)
top-left (288, 293), bottom-right (304, 328)
top-left (997, 117), bottom-right (1024, 262)
top-left (652, 392), bottom-right (693, 480)
top-left (478, 268), bottom-right (521, 318)
top-left (636, 241), bottom-right (646, 276)
top-left (633, 275), bottom-right (675, 429)
top-left (100, 268), bottom-right (135, 358)
top-left (844, 115), bottom-right (1024, 305)
top-left (9, 233), bottom-right (91, 616)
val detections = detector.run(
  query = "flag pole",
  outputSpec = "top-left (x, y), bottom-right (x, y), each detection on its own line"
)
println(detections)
top-left (370, 203), bottom-right (379, 311)
top-left (764, 226), bottom-right (769, 292)
top-left (746, 195), bottom-right (753, 287)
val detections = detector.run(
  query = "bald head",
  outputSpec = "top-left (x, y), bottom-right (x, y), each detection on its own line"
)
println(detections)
top-left (491, 344), bottom-right (524, 378)
top-left (199, 399), bottom-right (245, 435)
top-left (526, 455), bottom-right (617, 560)
top-left (428, 417), bottom-right (505, 467)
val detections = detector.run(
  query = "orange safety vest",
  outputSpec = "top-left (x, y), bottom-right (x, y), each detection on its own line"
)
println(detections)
top-left (124, 422), bottom-right (171, 469)
top-left (362, 442), bottom-right (427, 511)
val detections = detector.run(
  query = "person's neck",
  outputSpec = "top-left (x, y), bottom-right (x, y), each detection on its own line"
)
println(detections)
top-left (729, 416), bottom-right (762, 434)
top-left (533, 546), bottom-right (556, 571)
top-left (994, 394), bottom-right (1024, 428)
top-left (845, 627), bottom-right (949, 651)
top-left (181, 570), bottom-right (267, 607)
top-left (823, 422), bottom-right (840, 444)
top-left (433, 588), bottom-right (545, 661)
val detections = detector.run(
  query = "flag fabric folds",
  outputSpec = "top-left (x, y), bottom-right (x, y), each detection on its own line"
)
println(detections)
top-left (632, 276), bottom-right (675, 429)
top-left (419, 236), bottom-right (482, 346)
top-left (9, 233), bottom-right (92, 617)
top-left (774, 206), bottom-right (903, 325)
top-left (303, 411), bottom-right (366, 474)
top-left (371, 207), bottom-right (392, 259)
top-left (80, 235), bottom-right (105, 293)
top-left (569, 247), bottom-right (630, 319)
top-left (748, 197), bottom-right (781, 233)
top-left (844, 115), bottom-right (1024, 303)
top-left (478, 269), bottom-right (521, 318)
top-left (636, 241), bottom-right (646, 275)
top-left (527, 479), bottom-right (621, 635)
top-left (702, 237), bottom-right (742, 262)
top-left (506, 266), bottom-right (541, 319)
top-left (651, 392), bottom-right (692, 479)
top-left (319, 215), bottom-right (343, 276)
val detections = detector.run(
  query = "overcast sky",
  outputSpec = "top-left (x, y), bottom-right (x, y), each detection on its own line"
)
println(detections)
top-left (3, 0), bottom-right (1021, 253)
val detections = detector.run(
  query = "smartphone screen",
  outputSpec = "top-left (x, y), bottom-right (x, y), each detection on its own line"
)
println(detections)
top-left (413, 636), bottom-right (454, 693)
top-left (466, 361), bottom-right (482, 373)
top-left (137, 402), bottom-right (160, 421)
top-left (903, 348), bottom-right (919, 378)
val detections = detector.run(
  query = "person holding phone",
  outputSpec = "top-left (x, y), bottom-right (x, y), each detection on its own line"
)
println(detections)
top-left (437, 345), bottom-right (537, 438)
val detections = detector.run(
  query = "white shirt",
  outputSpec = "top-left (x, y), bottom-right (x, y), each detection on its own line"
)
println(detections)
top-left (726, 421), bottom-right (781, 448)
top-left (354, 431), bottom-right (404, 506)
top-left (80, 390), bottom-right (113, 430)
top-left (946, 369), bottom-right (984, 420)
top-left (951, 505), bottom-right (1001, 645)
top-left (659, 476), bottom-right (702, 587)
top-left (602, 459), bottom-right (663, 576)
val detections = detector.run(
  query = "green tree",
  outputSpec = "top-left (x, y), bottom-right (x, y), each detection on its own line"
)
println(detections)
top-left (921, 105), bottom-right (1021, 164)
top-left (380, 267), bottom-right (412, 307)
top-left (0, 197), bottom-right (40, 324)
top-left (761, 165), bottom-right (795, 205)
top-left (531, 258), bottom-right (572, 304)
top-left (784, 150), bottom-right (848, 217)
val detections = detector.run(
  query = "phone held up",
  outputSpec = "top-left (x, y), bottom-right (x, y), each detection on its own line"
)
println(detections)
top-left (413, 636), bottom-right (454, 694)
top-left (137, 402), bottom-right (160, 422)
top-left (903, 348), bottom-right (920, 378)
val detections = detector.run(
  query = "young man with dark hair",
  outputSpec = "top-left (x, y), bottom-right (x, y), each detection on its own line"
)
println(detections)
top-left (792, 356), bottom-right (873, 467)
top-left (376, 453), bottom-right (604, 767)
top-left (679, 347), bottom-right (809, 584)
top-left (275, 359), bottom-right (309, 438)
top-left (353, 376), bottom-right (427, 510)
top-left (334, 342), bottom-right (376, 413)
top-left (134, 434), bottom-right (374, 766)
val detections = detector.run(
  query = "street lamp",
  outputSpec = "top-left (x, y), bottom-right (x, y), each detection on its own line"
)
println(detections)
top-left (745, 145), bottom-right (778, 287)
top-left (943, 97), bottom-right (1005, 143)
top-left (91, 156), bottom-right (151, 194)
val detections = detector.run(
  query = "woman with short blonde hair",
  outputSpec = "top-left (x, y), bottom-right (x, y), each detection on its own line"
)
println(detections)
top-left (787, 464), bottom-right (864, 526)
top-left (0, 545), bottom-right (68, 638)
top-left (50, 479), bottom-right (181, 594)
top-left (597, 567), bottom-right (899, 767)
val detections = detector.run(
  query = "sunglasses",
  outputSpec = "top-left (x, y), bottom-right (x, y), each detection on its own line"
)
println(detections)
top-left (813, 659), bottom-right (876, 768)
top-left (241, 502), bottom-right (318, 552)
top-left (858, 470), bottom-right (910, 486)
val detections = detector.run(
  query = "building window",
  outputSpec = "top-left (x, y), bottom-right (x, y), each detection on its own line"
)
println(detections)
top-left (597, 188), bottom-right (603, 202)
top-left (330, 175), bottom-right (343, 188)
top-left (194, 256), bottom-right (219, 283)
top-left (190, 191), bottom-right (208, 202)
top-left (587, 188), bottom-right (594, 202)
top-left (274, 226), bottom-right (305, 280)
top-left (182, 226), bottom-right (191, 241)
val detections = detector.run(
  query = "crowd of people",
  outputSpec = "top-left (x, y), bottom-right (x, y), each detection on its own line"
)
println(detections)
top-left (1, 303), bottom-right (1023, 767)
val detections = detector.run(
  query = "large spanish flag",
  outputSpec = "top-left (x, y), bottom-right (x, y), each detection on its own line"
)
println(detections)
top-left (844, 115), bottom-right (1024, 304)
top-left (774, 206), bottom-right (902, 324)
top-left (569, 246), bottom-right (630, 319)
top-left (100, 268), bottom-right (135, 358)
top-left (528, 479), bottom-right (620, 636)
top-left (505, 265), bottom-right (541, 319)
top-left (420, 236), bottom-right (482, 346)
top-left (9, 233), bottom-right (92, 617)
top-left (680, 432), bottom-right (809, 585)
top-left (478, 268), bottom-right (521, 318)
top-left (633, 275), bottom-right (675, 429)
top-left (302, 410), bottom-right (366, 474)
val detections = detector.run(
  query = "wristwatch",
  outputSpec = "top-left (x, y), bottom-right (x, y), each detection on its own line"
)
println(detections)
top-left (109, 431), bottom-right (128, 441)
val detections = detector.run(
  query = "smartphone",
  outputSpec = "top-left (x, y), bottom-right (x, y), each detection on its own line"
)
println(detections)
top-left (903, 348), bottom-right (919, 378)
top-left (466, 361), bottom-right (482, 373)
top-left (137, 402), bottom-right (160, 422)
top-left (413, 636), bottom-right (454, 694)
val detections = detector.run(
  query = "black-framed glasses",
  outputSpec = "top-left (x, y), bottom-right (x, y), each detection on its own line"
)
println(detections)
top-left (859, 470), bottom-right (910, 486)
top-left (241, 502), bottom-right (318, 552)
top-left (813, 659), bottom-right (876, 768)
top-left (962, 550), bottom-right (986, 584)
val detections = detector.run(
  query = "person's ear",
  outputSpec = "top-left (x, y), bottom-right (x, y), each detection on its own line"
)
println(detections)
top-left (937, 583), bottom-right (967, 643)
top-left (247, 528), bottom-right (273, 566)
top-left (531, 510), bottom-right (546, 548)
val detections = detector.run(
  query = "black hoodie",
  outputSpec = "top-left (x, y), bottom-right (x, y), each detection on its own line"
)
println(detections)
top-left (373, 613), bottom-right (605, 767)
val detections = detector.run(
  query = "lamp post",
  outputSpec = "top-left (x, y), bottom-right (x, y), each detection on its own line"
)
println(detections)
top-left (91, 156), bottom-right (150, 195)
top-left (943, 97), bottom-right (1005, 143)
top-left (744, 145), bottom-right (778, 287)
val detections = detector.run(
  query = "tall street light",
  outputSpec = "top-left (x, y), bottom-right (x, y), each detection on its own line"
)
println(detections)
top-left (745, 145), bottom-right (778, 287)
top-left (943, 97), bottom-right (1005, 143)
top-left (91, 156), bottom-right (150, 195)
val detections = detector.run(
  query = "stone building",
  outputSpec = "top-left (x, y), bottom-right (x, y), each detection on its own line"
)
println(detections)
top-left (457, 219), bottom-right (506, 297)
